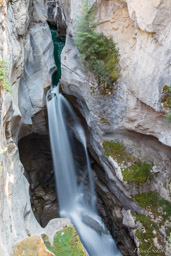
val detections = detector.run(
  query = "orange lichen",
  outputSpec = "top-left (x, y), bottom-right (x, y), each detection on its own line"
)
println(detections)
top-left (12, 236), bottom-right (53, 256)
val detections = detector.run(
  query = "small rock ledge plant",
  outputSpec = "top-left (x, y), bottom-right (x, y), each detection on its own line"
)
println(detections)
top-left (161, 85), bottom-right (171, 122)
top-left (0, 60), bottom-right (12, 94)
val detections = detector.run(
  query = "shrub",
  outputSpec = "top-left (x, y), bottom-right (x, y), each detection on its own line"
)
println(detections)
top-left (73, 0), bottom-right (119, 87)
top-left (0, 60), bottom-right (12, 94)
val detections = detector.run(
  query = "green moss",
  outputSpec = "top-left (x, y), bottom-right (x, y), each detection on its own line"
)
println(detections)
top-left (0, 60), bottom-right (12, 94)
top-left (43, 226), bottom-right (86, 256)
top-left (103, 140), bottom-right (153, 184)
top-left (133, 214), bottom-right (165, 256)
top-left (161, 85), bottom-right (171, 122)
top-left (166, 227), bottom-right (171, 237)
top-left (133, 192), bottom-right (171, 222)
top-left (167, 112), bottom-right (171, 122)
top-left (161, 85), bottom-right (171, 108)
top-left (168, 233), bottom-right (171, 243)
top-left (103, 140), bottom-right (129, 164)
top-left (123, 161), bottom-right (153, 183)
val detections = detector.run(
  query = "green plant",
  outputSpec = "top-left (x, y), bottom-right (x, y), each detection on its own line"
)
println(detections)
top-left (133, 192), bottom-right (171, 221)
top-left (168, 233), bottom-right (171, 244)
top-left (73, 0), bottom-right (119, 87)
top-left (43, 226), bottom-right (86, 256)
top-left (103, 140), bottom-right (153, 184)
top-left (0, 60), bottom-right (12, 94)
top-left (132, 213), bottom-right (165, 256)
top-left (103, 140), bottom-right (128, 164)
top-left (123, 161), bottom-right (153, 183)
top-left (132, 192), bottom-right (171, 255)
top-left (161, 85), bottom-right (171, 122)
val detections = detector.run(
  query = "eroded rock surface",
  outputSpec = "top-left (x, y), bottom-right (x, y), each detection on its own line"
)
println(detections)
top-left (1, 0), bottom-right (171, 255)
top-left (59, 0), bottom-right (171, 254)
top-left (0, 0), bottom-right (55, 255)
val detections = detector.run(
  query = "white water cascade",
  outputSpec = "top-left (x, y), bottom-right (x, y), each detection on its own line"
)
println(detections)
top-left (46, 85), bottom-right (122, 256)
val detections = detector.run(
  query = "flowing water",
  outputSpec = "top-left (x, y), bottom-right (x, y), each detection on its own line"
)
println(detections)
top-left (46, 85), bottom-right (122, 256)
top-left (49, 25), bottom-right (65, 85)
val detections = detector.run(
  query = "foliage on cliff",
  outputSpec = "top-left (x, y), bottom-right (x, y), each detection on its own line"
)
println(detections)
top-left (0, 60), bottom-right (12, 94)
top-left (161, 85), bottom-right (171, 122)
top-left (103, 140), bottom-right (153, 183)
top-left (132, 213), bottom-right (165, 256)
top-left (73, 0), bottom-right (119, 87)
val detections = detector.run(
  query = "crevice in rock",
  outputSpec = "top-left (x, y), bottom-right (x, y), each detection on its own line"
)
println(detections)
top-left (92, 158), bottom-right (137, 256)
top-left (18, 133), bottom-right (59, 228)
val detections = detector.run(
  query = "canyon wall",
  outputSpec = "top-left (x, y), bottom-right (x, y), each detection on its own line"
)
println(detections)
top-left (0, 0), bottom-right (57, 255)
top-left (0, 0), bottom-right (171, 255)
top-left (59, 0), bottom-right (171, 254)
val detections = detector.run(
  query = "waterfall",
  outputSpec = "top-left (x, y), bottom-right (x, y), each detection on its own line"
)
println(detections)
top-left (46, 85), bottom-right (122, 256)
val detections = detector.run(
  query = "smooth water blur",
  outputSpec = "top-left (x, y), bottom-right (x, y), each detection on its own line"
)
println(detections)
top-left (46, 85), bottom-right (122, 256)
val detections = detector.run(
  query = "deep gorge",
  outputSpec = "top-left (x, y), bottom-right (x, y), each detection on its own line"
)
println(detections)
top-left (0, 0), bottom-right (171, 255)
top-left (17, 23), bottom-right (136, 255)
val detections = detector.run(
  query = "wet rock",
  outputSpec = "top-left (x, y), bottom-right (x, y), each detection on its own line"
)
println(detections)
top-left (41, 202), bottom-right (59, 228)
top-left (82, 215), bottom-right (107, 234)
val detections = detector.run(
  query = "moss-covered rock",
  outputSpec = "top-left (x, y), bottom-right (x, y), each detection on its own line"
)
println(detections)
top-left (0, 60), bottom-right (12, 94)
top-left (123, 161), bottom-right (153, 183)
top-left (132, 213), bottom-right (165, 256)
top-left (103, 140), bottom-right (171, 255)
top-left (131, 192), bottom-right (171, 255)
top-left (12, 225), bottom-right (86, 256)
top-left (103, 140), bottom-right (153, 184)
top-left (161, 85), bottom-right (171, 122)
top-left (42, 226), bottom-right (86, 256)
top-left (133, 192), bottom-right (171, 222)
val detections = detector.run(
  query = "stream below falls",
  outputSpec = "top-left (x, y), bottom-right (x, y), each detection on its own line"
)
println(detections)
top-left (46, 25), bottom-right (122, 256)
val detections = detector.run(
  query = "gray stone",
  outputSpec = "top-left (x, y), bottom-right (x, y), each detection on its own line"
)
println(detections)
top-left (82, 215), bottom-right (108, 234)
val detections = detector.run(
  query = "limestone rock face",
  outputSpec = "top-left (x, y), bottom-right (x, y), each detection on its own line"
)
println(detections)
top-left (0, 0), bottom-right (55, 255)
top-left (126, 0), bottom-right (171, 33)
top-left (59, 0), bottom-right (171, 254)
top-left (0, 0), bottom-right (171, 255)
top-left (60, 0), bottom-right (171, 146)
top-left (0, 92), bottom-right (42, 256)
top-left (18, 22), bottom-right (55, 139)
top-left (60, 0), bottom-right (171, 163)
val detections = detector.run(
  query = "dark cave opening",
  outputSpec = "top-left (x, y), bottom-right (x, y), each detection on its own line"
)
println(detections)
top-left (18, 133), bottom-right (59, 227)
